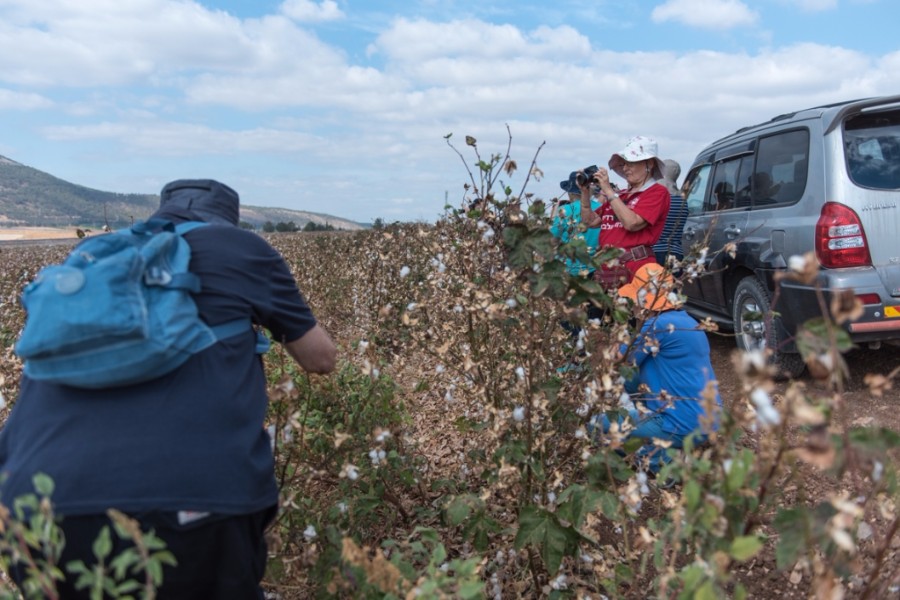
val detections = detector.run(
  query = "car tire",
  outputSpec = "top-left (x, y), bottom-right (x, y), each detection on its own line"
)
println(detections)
top-left (732, 277), bottom-right (806, 380)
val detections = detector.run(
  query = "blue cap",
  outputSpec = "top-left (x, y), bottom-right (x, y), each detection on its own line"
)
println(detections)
top-left (559, 165), bottom-right (598, 194)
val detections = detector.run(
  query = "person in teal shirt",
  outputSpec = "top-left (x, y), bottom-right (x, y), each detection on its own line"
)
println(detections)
top-left (551, 169), bottom-right (604, 345)
top-left (551, 169), bottom-right (603, 277)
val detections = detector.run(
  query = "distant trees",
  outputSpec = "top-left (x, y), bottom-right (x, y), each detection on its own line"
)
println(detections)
top-left (275, 221), bottom-right (298, 232)
top-left (260, 220), bottom-right (338, 233)
top-left (303, 222), bottom-right (336, 232)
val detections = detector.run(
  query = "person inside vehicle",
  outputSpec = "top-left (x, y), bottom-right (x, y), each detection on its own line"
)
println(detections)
top-left (578, 136), bottom-right (671, 289)
top-left (713, 181), bottom-right (735, 211)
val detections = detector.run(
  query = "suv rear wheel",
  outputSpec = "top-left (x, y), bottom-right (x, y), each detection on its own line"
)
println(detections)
top-left (732, 277), bottom-right (806, 379)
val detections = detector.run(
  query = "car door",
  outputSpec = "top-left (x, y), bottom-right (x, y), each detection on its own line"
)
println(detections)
top-left (698, 153), bottom-right (753, 310)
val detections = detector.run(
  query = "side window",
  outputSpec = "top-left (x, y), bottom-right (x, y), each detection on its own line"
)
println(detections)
top-left (683, 164), bottom-right (711, 216)
top-left (706, 157), bottom-right (742, 212)
top-left (753, 129), bottom-right (810, 207)
top-left (733, 155), bottom-right (755, 208)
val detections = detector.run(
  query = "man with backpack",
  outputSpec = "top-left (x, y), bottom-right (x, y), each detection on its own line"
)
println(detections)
top-left (0, 179), bottom-right (337, 598)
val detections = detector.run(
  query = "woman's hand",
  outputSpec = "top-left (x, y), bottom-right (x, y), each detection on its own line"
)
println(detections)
top-left (595, 168), bottom-right (617, 200)
top-left (596, 167), bottom-right (610, 187)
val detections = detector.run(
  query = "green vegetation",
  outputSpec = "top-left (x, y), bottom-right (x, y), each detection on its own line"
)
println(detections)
top-left (0, 157), bottom-right (156, 228)
top-left (0, 474), bottom-right (175, 599)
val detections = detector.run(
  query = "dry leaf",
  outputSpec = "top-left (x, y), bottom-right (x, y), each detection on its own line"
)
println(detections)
top-left (863, 373), bottom-right (892, 397)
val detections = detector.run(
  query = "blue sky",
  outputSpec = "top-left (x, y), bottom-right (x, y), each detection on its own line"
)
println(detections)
top-left (1, 0), bottom-right (897, 224)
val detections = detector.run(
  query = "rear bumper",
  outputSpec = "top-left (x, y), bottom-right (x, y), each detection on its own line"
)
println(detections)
top-left (776, 267), bottom-right (900, 344)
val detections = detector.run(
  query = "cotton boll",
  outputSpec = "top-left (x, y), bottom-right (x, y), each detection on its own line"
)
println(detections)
top-left (751, 388), bottom-right (781, 427)
top-left (788, 254), bottom-right (808, 272)
top-left (303, 525), bottom-right (317, 541)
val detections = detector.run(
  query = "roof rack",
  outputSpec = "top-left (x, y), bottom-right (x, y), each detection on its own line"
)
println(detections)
top-left (714, 96), bottom-right (889, 145)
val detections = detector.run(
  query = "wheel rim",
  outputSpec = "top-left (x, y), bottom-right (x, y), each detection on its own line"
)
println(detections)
top-left (737, 297), bottom-right (767, 351)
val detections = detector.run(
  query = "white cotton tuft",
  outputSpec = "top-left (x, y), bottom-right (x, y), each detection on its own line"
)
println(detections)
top-left (303, 525), bottom-right (317, 541)
top-left (751, 388), bottom-right (781, 427)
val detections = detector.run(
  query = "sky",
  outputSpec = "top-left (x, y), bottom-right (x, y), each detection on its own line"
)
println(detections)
top-left (1, 0), bottom-right (898, 225)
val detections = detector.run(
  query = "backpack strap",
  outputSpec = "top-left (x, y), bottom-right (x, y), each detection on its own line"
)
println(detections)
top-left (130, 218), bottom-right (177, 235)
top-left (122, 219), bottom-right (210, 292)
top-left (210, 319), bottom-right (271, 355)
top-left (128, 218), bottom-right (208, 236)
top-left (142, 220), bottom-right (270, 355)
top-left (164, 220), bottom-right (269, 354)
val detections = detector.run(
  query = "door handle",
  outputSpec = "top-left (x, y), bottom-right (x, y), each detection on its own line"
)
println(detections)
top-left (724, 225), bottom-right (741, 237)
top-left (683, 226), bottom-right (696, 240)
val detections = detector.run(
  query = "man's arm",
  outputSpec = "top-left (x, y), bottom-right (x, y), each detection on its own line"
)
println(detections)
top-left (284, 324), bottom-right (337, 374)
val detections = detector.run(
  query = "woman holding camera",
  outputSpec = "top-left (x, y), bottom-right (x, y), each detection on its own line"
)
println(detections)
top-left (579, 136), bottom-right (671, 288)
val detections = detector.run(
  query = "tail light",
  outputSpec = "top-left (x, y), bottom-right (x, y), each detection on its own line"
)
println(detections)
top-left (815, 202), bottom-right (872, 268)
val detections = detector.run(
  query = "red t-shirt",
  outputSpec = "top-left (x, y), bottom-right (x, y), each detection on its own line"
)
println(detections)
top-left (595, 182), bottom-right (670, 276)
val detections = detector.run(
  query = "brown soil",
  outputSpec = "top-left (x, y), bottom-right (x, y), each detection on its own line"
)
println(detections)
top-left (0, 227), bottom-right (82, 241)
top-left (706, 332), bottom-right (900, 598)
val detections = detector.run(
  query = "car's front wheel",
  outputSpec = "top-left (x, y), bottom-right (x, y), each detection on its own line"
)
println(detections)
top-left (732, 277), bottom-right (806, 379)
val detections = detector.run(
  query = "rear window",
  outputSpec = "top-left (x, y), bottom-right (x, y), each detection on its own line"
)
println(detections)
top-left (845, 109), bottom-right (900, 190)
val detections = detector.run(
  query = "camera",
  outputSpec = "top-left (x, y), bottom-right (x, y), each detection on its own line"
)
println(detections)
top-left (575, 165), bottom-right (599, 188)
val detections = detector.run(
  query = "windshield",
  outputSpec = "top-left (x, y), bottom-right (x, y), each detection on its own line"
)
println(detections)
top-left (844, 108), bottom-right (900, 190)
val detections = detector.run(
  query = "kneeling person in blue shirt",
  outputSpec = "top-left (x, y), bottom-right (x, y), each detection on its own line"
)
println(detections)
top-left (594, 263), bottom-right (721, 472)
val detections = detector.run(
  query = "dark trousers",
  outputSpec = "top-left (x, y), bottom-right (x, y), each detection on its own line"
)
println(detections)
top-left (561, 302), bottom-right (608, 340)
top-left (10, 506), bottom-right (275, 599)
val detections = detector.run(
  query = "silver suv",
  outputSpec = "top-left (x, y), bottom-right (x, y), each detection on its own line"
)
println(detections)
top-left (680, 95), bottom-right (900, 377)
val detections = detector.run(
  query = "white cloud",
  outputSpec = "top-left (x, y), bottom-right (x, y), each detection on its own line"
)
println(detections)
top-left (781, 0), bottom-right (838, 10)
top-left (1, 1), bottom-right (898, 222)
top-left (280, 0), bottom-right (344, 23)
top-left (372, 18), bottom-right (589, 63)
top-left (0, 88), bottom-right (53, 110)
top-left (42, 121), bottom-right (323, 156)
top-left (0, 1), bottom-right (253, 87)
top-left (651, 0), bottom-right (759, 29)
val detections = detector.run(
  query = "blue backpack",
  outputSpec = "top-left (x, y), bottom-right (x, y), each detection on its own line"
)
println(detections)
top-left (15, 218), bottom-right (269, 389)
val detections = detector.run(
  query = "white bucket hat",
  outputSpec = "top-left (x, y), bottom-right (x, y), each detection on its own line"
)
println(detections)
top-left (608, 136), bottom-right (666, 180)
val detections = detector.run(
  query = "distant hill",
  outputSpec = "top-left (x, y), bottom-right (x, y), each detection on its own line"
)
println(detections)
top-left (0, 155), bottom-right (365, 231)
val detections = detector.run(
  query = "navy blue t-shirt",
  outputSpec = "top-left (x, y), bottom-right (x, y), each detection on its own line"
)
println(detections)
top-left (0, 210), bottom-right (317, 516)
